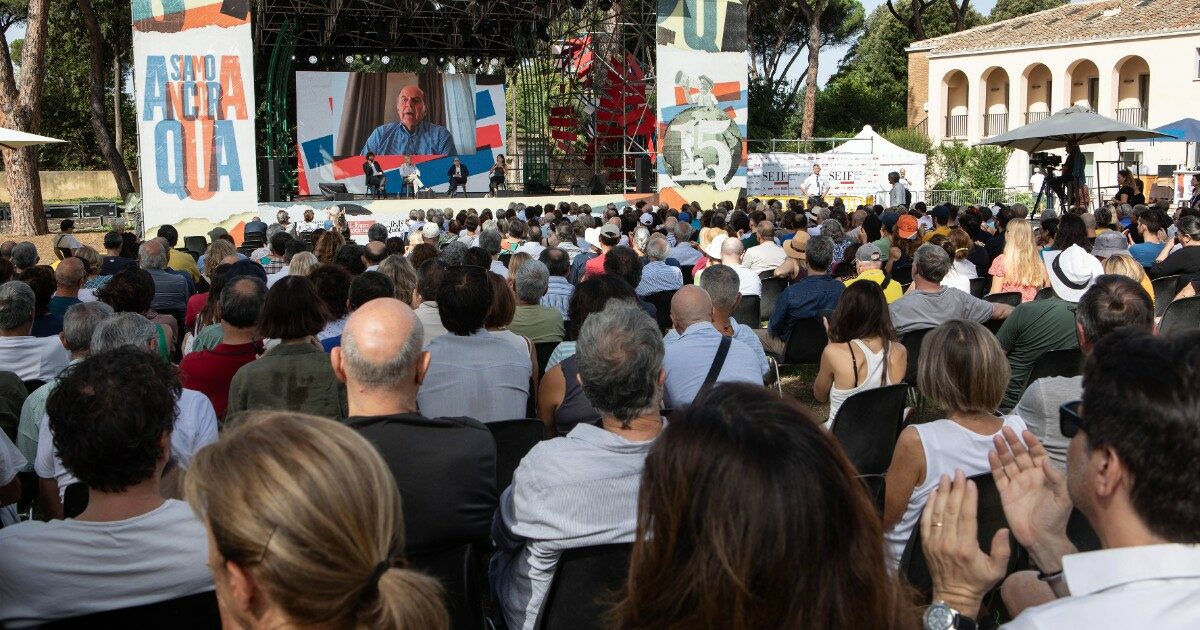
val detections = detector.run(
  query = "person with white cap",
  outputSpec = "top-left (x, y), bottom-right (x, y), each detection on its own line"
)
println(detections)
top-left (581, 224), bottom-right (622, 282)
top-left (993, 244), bottom-right (1103, 411)
top-left (843, 243), bottom-right (902, 304)
top-left (695, 234), bottom-right (761, 297)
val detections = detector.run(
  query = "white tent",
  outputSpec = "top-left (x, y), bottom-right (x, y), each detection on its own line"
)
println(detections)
top-left (0, 127), bottom-right (66, 150)
top-left (825, 125), bottom-right (927, 195)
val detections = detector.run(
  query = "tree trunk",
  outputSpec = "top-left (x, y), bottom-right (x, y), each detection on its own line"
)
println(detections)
top-left (800, 4), bottom-right (822, 139)
top-left (77, 0), bottom-right (135, 199)
top-left (0, 0), bottom-right (50, 236)
top-left (113, 57), bottom-right (124, 161)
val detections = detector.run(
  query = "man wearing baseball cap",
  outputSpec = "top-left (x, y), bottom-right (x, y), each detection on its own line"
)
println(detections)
top-left (843, 243), bottom-right (902, 303)
top-left (895, 214), bottom-right (920, 241)
top-left (994, 244), bottom-right (1103, 411)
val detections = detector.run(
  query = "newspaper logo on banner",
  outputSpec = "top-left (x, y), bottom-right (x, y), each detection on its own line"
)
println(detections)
top-left (748, 153), bottom-right (881, 198)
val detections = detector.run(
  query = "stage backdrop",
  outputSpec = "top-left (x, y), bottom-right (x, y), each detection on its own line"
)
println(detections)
top-left (655, 0), bottom-right (748, 209)
top-left (132, 0), bottom-right (258, 230)
top-left (296, 71), bottom-right (506, 196)
top-left (747, 153), bottom-right (883, 199)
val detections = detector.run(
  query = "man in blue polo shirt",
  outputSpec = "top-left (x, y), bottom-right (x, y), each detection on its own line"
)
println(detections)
top-left (755, 235), bottom-right (843, 356)
top-left (361, 85), bottom-right (456, 156)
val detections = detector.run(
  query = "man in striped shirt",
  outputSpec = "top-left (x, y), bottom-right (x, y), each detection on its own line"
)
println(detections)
top-left (636, 237), bottom-right (684, 297)
top-left (538, 248), bottom-right (574, 321)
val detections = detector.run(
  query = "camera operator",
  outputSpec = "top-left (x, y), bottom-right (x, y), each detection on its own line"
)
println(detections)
top-left (1048, 140), bottom-right (1085, 209)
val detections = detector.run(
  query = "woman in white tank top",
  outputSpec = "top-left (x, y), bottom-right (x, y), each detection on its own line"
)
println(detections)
top-left (814, 282), bottom-right (908, 428)
top-left (881, 320), bottom-right (1028, 568)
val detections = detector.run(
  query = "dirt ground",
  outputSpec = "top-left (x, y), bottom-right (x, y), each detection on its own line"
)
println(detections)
top-left (0, 231), bottom-right (109, 263)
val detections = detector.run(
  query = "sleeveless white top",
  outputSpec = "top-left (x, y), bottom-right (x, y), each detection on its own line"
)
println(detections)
top-left (826, 339), bottom-right (895, 427)
top-left (884, 414), bottom-right (1029, 567)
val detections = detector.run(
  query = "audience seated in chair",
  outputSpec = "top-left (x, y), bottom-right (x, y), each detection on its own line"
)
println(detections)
top-left (756, 235), bottom-right (843, 356)
top-left (888, 243), bottom-right (1011, 336)
top-left (661, 286), bottom-right (761, 409)
top-left (664, 264), bottom-right (768, 379)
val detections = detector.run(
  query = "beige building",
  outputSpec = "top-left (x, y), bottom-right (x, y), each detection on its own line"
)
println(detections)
top-left (908, 0), bottom-right (1200, 197)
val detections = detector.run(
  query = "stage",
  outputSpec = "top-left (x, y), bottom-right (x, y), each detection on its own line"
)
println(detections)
top-left (170, 192), bottom-right (657, 244)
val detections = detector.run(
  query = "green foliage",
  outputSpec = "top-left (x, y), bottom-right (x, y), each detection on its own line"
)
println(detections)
top-left (882, 127), bottom-right (933, 157)
top-left (988, 0), bottom-right (1067, 22)
top-left (931, 142), bottom-right (1010, 197)
top-left (749, 76), bottom-right (802, 140)
top-left (814, 72), bottom-right (905, 137)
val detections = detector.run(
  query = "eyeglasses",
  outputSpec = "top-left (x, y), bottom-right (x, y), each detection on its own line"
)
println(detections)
top-left (1059, 400), bottom-right (1085, 438)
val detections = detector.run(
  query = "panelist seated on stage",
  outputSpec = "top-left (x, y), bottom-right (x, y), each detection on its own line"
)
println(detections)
top-left (363, 152), bottom-right (387, 193)
top-left (447, 157), bottom-right (469, 197)
top-left (399, 156), bottom-right (425, 193)
top-left (360, 85), bottom-right (456, 156)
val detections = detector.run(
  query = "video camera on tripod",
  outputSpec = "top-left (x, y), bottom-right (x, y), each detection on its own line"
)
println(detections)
top-left (1029, 152), bottom-right (1062, 170)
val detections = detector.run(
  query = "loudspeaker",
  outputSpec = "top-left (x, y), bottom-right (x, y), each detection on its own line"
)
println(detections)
top-left (635, 156), bottom-right (653, 193)
top-left (260, 158), bottom-right (282, 202)
top-left (318, 182), bottom-right (353, 201)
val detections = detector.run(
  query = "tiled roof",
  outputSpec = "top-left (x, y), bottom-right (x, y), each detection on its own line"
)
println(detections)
top-left (910, 0), bottom-right (1200, 54)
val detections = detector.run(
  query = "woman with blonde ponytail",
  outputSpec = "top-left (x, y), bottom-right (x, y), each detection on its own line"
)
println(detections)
top-left (988, 218), bottom-right (1048, 302)
top-left (184, 412), bottom-right (448, 629)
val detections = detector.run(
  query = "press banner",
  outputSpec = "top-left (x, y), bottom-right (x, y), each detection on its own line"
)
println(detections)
top-left (132, 0), bottom-right (258, 230)
top-left (656, 0), bottom-right (748, 208)
top-left (747, 153), bottom-right (883, 198)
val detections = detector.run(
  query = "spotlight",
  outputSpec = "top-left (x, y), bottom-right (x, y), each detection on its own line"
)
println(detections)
top-left (381, 55), bottom-right (391, 64)
top-left (438, 56), bottom-right (445, 63)
top-left (421, 56), bottom-right (430, 65)
top-left (344, 55), bottom-right (354, 64)
top-left (364, 55), bottom-right (372, 62)
top-left (308, 55), bottom-right (318, 64)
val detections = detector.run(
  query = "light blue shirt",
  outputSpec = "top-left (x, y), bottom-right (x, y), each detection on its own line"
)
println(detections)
top-left (16, 359), bottom-right (82, 471)
top-left (665, 322), bottom-right (769, 377)
top-left (662, 321), bottom-right (762, 408)
top-left (360, 120), bottom-right (456, 156)
top-left (418, 329), bottom-right (530, 422)
top-left (544, 341), bottom-right (575, 372)
top-left (491, 423), bottom-right (655, 630)
top-left (541, 276), bottom-right (574, 321)
top-left (636, 260), bottom-right (684, 296)
top-left (667, 243), bottom-right (703, 266)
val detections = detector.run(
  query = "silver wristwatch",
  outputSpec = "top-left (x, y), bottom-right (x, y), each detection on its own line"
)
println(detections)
top-left (924, 601), bottom-right (978, 630)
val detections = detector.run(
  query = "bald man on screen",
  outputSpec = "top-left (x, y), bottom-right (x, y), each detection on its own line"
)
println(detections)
top-left (360, 85), bottom-right (456, 156)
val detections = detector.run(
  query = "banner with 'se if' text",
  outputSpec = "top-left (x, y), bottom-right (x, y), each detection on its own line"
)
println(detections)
top-left (131, 0), bottom-right (258, 230)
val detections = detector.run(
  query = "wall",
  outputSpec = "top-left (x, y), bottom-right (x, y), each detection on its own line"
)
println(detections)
top-left (908, 50), bottom-right (930, 128)
top-left (0, 171), bottom-right (135, 202)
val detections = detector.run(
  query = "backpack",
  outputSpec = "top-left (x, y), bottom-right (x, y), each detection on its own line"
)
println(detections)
top-left (903, 187), bottom-right (913, 207)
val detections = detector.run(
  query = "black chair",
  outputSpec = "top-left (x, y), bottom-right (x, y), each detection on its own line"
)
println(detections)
top-left (63, 482), bottom-right (89, 518)
top-left (769, 317), bottom-right (827, 366)
top-left (1067, 508), bottom-right (1101, 553)
top-left (183, 236), bottom-right (208, 257)
top-left (1021, 347), bottom-right (1084, 394)
top-left (984, 291), bottom-right (1022, 308)
top-left (644, 290), bottom-right (677, 333)
top-left (408, 543), bottom-right (485, 630)
top-left (969, 276), bottom-right (989, 299)
top-left (533, 543), bottom-right (633, 630)
top-left (535, 341), bottom-right (560, 377)
top-left (731, 295), bottom-right (761, 329)
top-left (1151, 274), bottom-right (1182, 317)
top-left (891, 265), bottom-right (912, 286)
top-left (487, 419), bottom-right (545, 492)
top-left (830, 384), bottom-right (911, 509)
top-left (21, 379), bottom-right (45, 394)
top-left (242, 230), bottom-right (265, 250)
top-left (1160, 295), bottom-right (1200, 335)
top-left (760, 277), bottom-right (787, 321)
top-left (42, 590), bottom-right (221, 629)
top-left (679, 264), bottom-right (694, 285)
top-left (1033, 286), bottom-right (1055, 301)
top-left (900, 328), bottom-right (935, 386)
top-left (899, 472), bottom-right (1023, 600)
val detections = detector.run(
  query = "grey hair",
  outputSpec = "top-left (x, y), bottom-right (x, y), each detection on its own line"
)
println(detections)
top-left (11, 242), bottom-right (37, 269)
top-left (340, 315), bottom-right (425, 388)
top-left (698, 264), bottom-right (740, 311)
top-left (633, 226), bottom-right (650, 252)
top-left (0, 281), bottom-right (35, 330)
top-left (138, 240), bottom-right (168, 270)
top-left (645, 238), bottom-right (669, 261)
top-left (90, 312), bottom-right (157, 353)
top-left (555, 222), bottom-right (574, 243)
top-left (477, 228), bottom-right (503, 256)
top-left (820, 219), bottom-right (845, 243)
top-left (110, 217), bottom-right (127, 232)
top-left (674, 221), bottom-right (693, 243)
top-left (62, 302), bottom-right (114, 352)
top-left (576, 301), bottom-right (664, 426)
top-left (438, 241), bottom-right (467, 266)
top-left (513, 259), bottom-right (550, 303)
top-left (806, 235), bottom-right (834, 271)
top-left (913, 242), bottom-right (952, 283)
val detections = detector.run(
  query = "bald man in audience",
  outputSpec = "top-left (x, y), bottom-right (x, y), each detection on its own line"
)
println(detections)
top-left (661, 286), bottom-right (761, 408)
top-left (332, 298), bottom-right (496, 556)
top-left (362, 241), bottom-right (387, 271)
top-left (48, 258), bottom-right (85, 317)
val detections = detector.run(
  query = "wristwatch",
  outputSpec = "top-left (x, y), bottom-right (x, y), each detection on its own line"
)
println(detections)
top-left (923, 601), bottom-right (978, 630)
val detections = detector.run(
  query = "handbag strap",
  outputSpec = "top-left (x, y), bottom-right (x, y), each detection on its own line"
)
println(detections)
top-left (702, 334), bottom-right (733, 391)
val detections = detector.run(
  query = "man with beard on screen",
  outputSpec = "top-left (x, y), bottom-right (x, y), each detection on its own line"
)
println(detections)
top-left (360, 84), bottom-right (456, 156)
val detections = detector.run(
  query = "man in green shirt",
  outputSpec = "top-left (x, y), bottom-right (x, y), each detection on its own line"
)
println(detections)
top-left (995, 245), bottom-right (1102, 410)
top-left (508, 260), bottom-right (565, 343)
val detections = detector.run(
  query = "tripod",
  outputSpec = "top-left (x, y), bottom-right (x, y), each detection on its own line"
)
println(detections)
top-left (1032, 168), bottom-right (1057, 214)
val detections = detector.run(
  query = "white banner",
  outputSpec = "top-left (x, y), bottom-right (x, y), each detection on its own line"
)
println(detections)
top-left (132, 1), bottom-right (258, 230)
top-left (747, 153), bottom-right (882, 198)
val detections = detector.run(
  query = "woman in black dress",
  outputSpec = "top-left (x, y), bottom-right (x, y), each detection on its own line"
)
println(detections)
top-left (488, 154), bottom-right (506, 197)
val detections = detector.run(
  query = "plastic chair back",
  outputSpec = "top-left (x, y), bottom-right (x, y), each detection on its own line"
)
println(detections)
top-left (780, 317), bottom-right (828, 365)
top-left (1034, 286), bottom-right (1055, 301)
top-left (533, 543), bottom-right (634, 630)
top-left (830, 384), bottom-right (910, 477)
top-left (487, 419), bottom-right (545, 492)
top-left (63, 482), bottom-right (89, 518)
top-left (891, 265), bottom-right (912, 286)
top-left (535, 342), bottom-right (560, 377)
top-left (679, 264), bottom-right (694, 285)
top-left (969, 276), bottom-right (989, 299)
top-left (42, 590), bottom-right (221, 629)
top-left (183, 236), bottom-right (208, 256)
top-left (731, 295), bottom-right (761, 329)
top-left (900, 328), bottom-right (935, 386)
top-left (1160, 296), bottom-right (1200, 335)
top-left (1151, 274), bottom-right (1182, 317)
top-left (760, 277), bottom-right (787, 321)
top-left (643, 290), bottom-right (677, 333)
top-left (984, 291), bottom-right (1022, 308)
top-left (408, 543), bottom-right (485, 630)
top-left (242, 230), bottom-right (265, 249)
top-left (1021, 348), bottom-right (1084, 394)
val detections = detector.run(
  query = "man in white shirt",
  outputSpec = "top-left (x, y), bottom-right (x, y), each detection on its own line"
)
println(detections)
top-left (35, 312), bottom-right (218, 518)
top-left (0, 347), bottom-right (213, 627)
top-left (399, 155), bottom-right (424, 194)
top-left (696, 235), bottom-right (762, 297)
top-left (0, 281), bottom-right (70, 382)
top-left (922, 327), bottom-right (1200, 630)
top-left (801, 163), bottom-right (829, 207)
top-left (412, 259), bottom-right (450, 348)
top-left (740, 221), bottom-right (787, 274)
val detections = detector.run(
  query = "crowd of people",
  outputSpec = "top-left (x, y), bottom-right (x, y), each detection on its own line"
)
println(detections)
top-left (0, 193), bottom-right (1195, 629)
